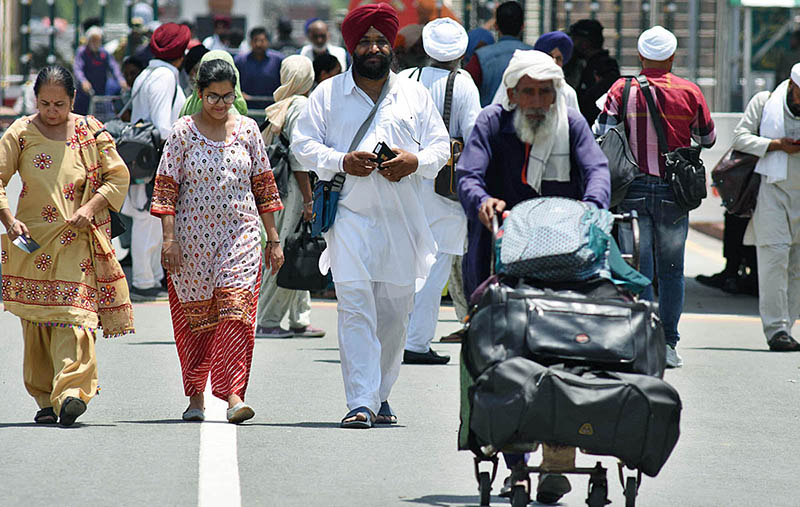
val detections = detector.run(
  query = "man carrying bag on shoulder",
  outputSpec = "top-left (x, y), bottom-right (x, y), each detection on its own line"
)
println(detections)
top-left (291, 4), bottom-right (450, 429)
top-left (732, 63), bottom-right (800, 352)
top-left (122, 23), bottom-right (189, 301)
top-left (594, 26), bottom-right (716, 368)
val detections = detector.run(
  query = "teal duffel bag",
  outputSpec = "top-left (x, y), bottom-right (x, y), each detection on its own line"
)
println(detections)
top-left (500, 197), bottom-right (614, 282)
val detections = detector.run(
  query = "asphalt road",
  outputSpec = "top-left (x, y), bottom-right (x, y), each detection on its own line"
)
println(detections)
top-left (2, 229), bottom-right (799, 507)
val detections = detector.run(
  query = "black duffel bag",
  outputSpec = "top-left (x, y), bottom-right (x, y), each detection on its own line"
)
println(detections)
top-left (276, 220), bottom-right (328, 291)
top-left (466, 278), bottom-right (666, 378)
top-left (469, 357), bottom-right (681, 477)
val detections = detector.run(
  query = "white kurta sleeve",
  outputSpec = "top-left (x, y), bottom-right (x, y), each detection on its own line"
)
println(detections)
top-left (413, 88), bottom-right (451, 180)
top-left (732, 91), bottom-right (772, 158)
top-left (291, 86), bottom-right (346, 182)
top-left (148, 71), bottom-right (179, 139)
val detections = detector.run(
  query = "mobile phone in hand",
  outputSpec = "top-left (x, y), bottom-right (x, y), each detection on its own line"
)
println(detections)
top-left (12, 235), bottom-right (40, 253)
top-left (372, 142), bottom-right (396, 170)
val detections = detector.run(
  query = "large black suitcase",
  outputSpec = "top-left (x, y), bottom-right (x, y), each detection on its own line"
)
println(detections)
top-left (469, 357), bottom-right (681, 477)
top-left (466, 278), bottom-right (666, 378)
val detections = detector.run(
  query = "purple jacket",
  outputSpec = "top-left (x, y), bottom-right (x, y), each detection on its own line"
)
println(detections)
top-left (456, 104), bottom-right (611, 296)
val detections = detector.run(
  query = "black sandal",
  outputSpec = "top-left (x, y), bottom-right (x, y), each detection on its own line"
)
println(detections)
top-left (34, 407), bottom-right (57, 425)
top-left (58, 397), bottom-right (87, 427)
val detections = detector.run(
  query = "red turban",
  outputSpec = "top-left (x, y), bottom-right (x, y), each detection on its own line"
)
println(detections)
top-left (341, 3), bottom-right (400, 54)
top-left (150, 23), bottom-right (191, 61)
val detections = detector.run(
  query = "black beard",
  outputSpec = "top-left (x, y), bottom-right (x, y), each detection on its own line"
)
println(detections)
top-left (353, 51), bottom-right (392, 80)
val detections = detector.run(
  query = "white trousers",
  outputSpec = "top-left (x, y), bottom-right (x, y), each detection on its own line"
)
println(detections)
top-left (757, 243), bottom-right (800, 338)
top-left (405, 252), bottom-right (455, 353)
top-left (121, 183), bottom-right (163, 289)
top-left (336, 280), bottom-right (415, 415)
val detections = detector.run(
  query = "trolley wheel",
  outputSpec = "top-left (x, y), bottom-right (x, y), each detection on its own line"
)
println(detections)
top-left (510, 485), bottom-right (529, 507)
top-left (586, 481), bottom-right (608, 507)
top-left (624, 476), bottom-right (637, 507)
top-left (479, 471), bottom-right (492, 506)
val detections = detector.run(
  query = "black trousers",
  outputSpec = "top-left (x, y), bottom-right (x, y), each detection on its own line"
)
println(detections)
top-left (723, 212), bottom-right (757, 276)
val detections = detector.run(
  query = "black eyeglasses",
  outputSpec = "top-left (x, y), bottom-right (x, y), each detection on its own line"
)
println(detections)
top-left (205, 92), bottom-right (236, 105)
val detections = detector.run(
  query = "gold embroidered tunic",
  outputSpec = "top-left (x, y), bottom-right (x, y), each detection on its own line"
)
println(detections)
top-left (0, 116), bottom-right (133, 336)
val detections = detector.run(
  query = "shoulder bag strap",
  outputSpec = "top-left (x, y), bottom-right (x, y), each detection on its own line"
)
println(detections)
top-left (331, 73), bottom-right (397, 189)
top-left (636, 75), bottom-right (669, 155)
top-left (414, 67), bottom-right (423, 81)
top-left (346, 72), bottom-right (396, 153)
top-left (442, 69), bottom-right (457, 135)
top-left (117, 67), bottom-right (155, 118)
top-left (619, 77), bottom-right (632, 125)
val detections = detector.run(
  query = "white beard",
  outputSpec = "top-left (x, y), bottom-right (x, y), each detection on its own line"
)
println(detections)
top-left (513, 103), bottom-right (558, 147)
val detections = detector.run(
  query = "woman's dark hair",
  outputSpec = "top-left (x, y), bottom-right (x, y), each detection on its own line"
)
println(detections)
top-left (33, 65), bottom-right (76, 98)
top-left (195, 58), bottom-right (237, 91)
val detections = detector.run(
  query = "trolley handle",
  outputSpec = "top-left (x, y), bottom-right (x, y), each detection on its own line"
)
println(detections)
top-left (612, 210), bottom-right (640, 271)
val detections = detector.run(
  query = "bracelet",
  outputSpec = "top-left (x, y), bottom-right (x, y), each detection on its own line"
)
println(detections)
top-left (266, 240), bottom-right (281, 246)
top-left (303, 201), bottom-right (313, 206)
top-left (163, 239), bottom-right (178, 243)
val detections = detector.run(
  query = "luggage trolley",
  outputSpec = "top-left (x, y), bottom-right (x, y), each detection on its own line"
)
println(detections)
top-left (469, 210), bottom-right (645, 507)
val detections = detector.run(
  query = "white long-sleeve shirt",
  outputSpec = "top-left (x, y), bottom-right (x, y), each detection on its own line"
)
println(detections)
top-left (130, 59), bottom-right (186, 139)
top-left (291, 70), bottom-right (451, 288)
top-left (398, 67), bottom-right (481, 255)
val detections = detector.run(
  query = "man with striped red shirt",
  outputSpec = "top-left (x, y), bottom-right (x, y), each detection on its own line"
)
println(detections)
top-left (594, 26), bottom-right (716, 368)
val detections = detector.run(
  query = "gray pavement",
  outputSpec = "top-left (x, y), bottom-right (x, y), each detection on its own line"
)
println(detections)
top-left (2, 229), bottom-right (800, 506)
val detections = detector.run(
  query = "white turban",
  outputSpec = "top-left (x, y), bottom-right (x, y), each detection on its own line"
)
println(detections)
top-left (791, 63), bottom-right (800, 86)
top-left (637, 26), bottom-right (677, 61)
top-left (422, 17), bottom-right (468, 62)
top-left (499, 49), bottom-right (564, 112)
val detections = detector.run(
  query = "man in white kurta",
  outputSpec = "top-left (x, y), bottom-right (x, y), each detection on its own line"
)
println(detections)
top-left (124, 23), bottom-right (188, 300)
top-left (398, 18), bottom-right (481, 364)
top-left (733, 63), bottom-right (800, 351)
top-left (292, 4), bottom-right (450, 427)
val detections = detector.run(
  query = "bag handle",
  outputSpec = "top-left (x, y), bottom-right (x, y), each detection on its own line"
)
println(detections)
top-left (442, 69), bottom-right (458, 135)
top-left (636, 75), bottom-right (669, 156)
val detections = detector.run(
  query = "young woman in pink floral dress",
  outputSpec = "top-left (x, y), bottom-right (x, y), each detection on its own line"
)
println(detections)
top-left (151, 59), bottom-right (283, 424)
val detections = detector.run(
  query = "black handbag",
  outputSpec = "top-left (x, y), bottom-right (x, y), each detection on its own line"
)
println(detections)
top-left (637, 75), bottom-right (707, 212)
top-left (276, 220), bottom-right (329, 291)
top-left (597, 77), bottom-right (639, 207)
top-left (465, 278), bottom-right (666, 378)
top-left (469, 357), bottom-right (682, 477)
top-left (711, 148), bottom-right (761, 217)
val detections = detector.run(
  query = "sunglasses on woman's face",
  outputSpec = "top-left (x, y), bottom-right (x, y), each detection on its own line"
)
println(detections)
top-left (204, 92), bottom-right (236, 105)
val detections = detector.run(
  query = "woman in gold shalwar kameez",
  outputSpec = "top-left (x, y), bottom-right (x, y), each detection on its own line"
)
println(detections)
top-left (0, 65), bottom-right (133, 426)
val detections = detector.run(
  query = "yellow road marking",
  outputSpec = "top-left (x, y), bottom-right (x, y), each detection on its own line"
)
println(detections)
top-left (685, 239), bottom-right (725, 263)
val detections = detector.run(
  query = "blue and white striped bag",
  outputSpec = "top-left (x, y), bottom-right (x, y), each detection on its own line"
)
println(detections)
top-left (499, 197), bottom-right (614, 282)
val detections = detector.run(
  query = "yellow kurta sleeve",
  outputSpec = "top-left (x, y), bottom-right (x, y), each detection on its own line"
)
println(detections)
top-left (88, 117), bottom-right (129, 212)
top-left (0, 119), bottom-right (23, 211)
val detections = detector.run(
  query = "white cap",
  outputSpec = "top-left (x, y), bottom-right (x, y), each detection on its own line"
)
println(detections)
top-left (637, 26), bottom-right (677, 61)
top-left (422, 18), bottom-right (468, 63)
top-left (791, 63), bottom-right (800, 86)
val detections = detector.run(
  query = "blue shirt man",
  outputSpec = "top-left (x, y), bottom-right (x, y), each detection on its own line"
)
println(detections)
top-left (234, 27), bottom-right (284, 110)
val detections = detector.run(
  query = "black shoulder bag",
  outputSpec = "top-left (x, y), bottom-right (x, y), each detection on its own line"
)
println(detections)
top-left (637, 75), bottom-right (707, 212)
top-left (597, 77), bottom-right (639, 207)
top-left (259, 118), bottom-right (291, 198)
top-left (434, 69), bottom-right (463, 201)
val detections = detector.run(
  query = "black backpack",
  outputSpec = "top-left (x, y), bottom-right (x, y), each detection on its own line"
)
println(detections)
top-left (106, 68), bottom-right (178, 184)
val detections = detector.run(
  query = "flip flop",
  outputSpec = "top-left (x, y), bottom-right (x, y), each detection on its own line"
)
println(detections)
top-left (375, 401), bottom-right (397, 425)
top-left (340, 406), bottom-right (374, 429)
top-left (34, 407), bottom-right (57, 425)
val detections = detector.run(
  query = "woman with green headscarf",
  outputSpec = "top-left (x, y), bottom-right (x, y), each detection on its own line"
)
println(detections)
top-left (179, 50), bottom-right (248, 116)
top-left (255, 55), bottom-right (325, 339)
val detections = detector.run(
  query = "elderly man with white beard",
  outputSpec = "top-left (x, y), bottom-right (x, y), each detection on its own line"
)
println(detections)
top-left (456, 49), bottom-right (610, 504)
top-left (457, 49), bottom-right (610, 300)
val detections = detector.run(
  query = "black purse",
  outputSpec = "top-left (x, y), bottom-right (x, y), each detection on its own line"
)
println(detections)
top-left (276, 220), bottom-right (329, 291)
top-left (637, 75), bottom-right (707, 212)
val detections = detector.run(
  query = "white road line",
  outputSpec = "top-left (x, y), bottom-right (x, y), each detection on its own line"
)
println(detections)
top-left (198, 382), bottom-right (241, 507)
